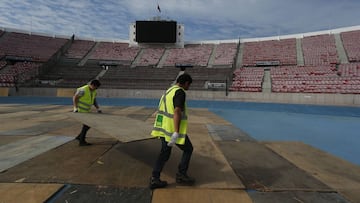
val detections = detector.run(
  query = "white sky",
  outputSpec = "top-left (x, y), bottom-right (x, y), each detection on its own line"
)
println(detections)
top-left (0, 0), bottom-right (359, 41)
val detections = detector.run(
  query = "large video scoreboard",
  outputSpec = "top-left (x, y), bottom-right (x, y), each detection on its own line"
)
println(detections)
top-left (135, 21), bottom-right (177, 43)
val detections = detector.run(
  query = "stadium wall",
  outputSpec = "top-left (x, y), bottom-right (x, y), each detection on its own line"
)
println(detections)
top-left (5, 87), bottom-right (360, 107)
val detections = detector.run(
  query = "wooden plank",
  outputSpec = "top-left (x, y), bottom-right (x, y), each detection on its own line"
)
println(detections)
top-left (152, 189), bottom-right (252, 203)
top-left (188, 108), bottom-right (231, 125)
top-left (67, 112), bottom-right (152, 142)
top-left (217, 141), bottom-right (331, 191)
top-left (0, 183), bottom-right (64, 203)
top-left (0, 135), bottom-right (73, 172)
top-left (0, 111), bottom-right (40, 119)
top-left (266, 141), bottom-right (360, 203)
top-left (0, 138), bottom-right (116, 184)
top-left (206, 124), bottom-right (256, 141)
top-left (52, 184), bottom-right (151, 203)
top-left (111, 106), bottom-right (145, 115)
top-left (248, 190), bottom-right (349, 203)
top-left (0, 121), bottom-right (74, 136)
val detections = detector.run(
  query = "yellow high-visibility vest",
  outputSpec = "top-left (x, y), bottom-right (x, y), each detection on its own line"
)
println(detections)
top-left (77, 85), bottom-right (96, 113)
top-left (151, 85), bottom-right (188, 145)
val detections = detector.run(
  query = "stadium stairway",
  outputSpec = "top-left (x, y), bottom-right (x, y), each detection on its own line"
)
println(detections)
top-left (262, 70), bottom-right (271, 93)
top-left (236, 43), bottom-right (244, 67)
top-left (296, 38), bottom-right (305, 66)
top-left (78, 42), bottom-right (100, 66)
top-left (334, 33), bottom-right (349, 64)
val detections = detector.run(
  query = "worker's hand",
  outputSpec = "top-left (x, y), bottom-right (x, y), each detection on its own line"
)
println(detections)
top-left (73, 107), bottom-right (78, 113)
top-left (97, 109), bottom-right (102, 113)
top-left (167, 132), bottom-right (179, 147)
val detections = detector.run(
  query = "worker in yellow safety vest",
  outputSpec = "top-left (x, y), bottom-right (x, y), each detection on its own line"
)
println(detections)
top-left (73, 79), bottom-right (102, 146)
top-left (150, 73), bottom-right (195, 189)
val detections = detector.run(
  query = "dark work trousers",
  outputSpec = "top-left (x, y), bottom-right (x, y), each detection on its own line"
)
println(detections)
top-left (152, 136), bottom-right (193, 179)
top-left (78, 124), bottom-right (90, 142)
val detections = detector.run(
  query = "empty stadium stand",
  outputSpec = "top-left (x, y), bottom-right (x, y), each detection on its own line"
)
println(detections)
top-left (132, 47), bottom-right (165, 67)
top-left (64, 39), bottom-right (96, 59)
top-left (270, 65), bottom-right (360, 94)
top-left (88, 42), bottom-right (140, 65)
top-left (211, 43), bottom-right (238, 67)
top-left (242, 38), bottom-right (297, 66)
top-left (0, 32), bottom-right (68, 62)
top-left (341, 30), bottom-right (360, 62)
top-left (301, 34), bottom-right (339, 66)
top-left (230, 68), bottom-right (264, 92)
top-left (162, 44), bottom-right (213, 67)
top-left (1, 26), bottom-right (360, 99)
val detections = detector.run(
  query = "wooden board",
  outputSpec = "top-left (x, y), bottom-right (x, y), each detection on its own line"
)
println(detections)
top-left (216, 141), bottom-right (331, 191)
top-left (206, 124), bottom-right (256, 141)
top-left (266, 141), bottom-right (360, 203)
top-left (0, 138), bottom-right (116, 184)
top-left (152, 189), bottom-right (252, 203)
top-left (0, 121), bottom-right (74, 136)
top-left (0, 183), bottom-right (64, 203)
top-left (0, 111), bottom-right (40, 119)
top-left (67, 112), bottom-right (153, 142)
top-left (52, 184), bottom-right (151, 203)
top-left (0, 135), bottom-right (73, 172)
top-left (248, 190), bottom-right (349, 203)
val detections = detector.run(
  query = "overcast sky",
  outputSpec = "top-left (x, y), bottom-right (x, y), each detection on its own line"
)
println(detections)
top-left (0, 0), bottom-right (359, 41)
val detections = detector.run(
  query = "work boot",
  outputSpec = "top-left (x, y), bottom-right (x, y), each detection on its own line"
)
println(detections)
top-left (79, 141), bottom-right (92, 146)
top-left (176, 173), bottom-right (195, 185)
top-left (149, 177), bottom-right (168, 189)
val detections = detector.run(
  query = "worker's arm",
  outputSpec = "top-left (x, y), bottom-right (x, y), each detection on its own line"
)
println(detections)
top-left (72, 94), bottom-right (80, 112)
top-left (173, 106), bottom-right (182, 133)
top-left (94, 98), bottom-right (102, 113)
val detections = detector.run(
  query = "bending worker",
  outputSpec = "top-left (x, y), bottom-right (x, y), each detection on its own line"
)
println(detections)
top-left (72, 79), bottom-right (102, 146)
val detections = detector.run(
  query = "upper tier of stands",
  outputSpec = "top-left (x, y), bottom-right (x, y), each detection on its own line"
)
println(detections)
top-left (341, 30), bottom-right (360, 62)
top-left (64, 40), bottom-right (95, 59)
top-left (132, 48), bottom-right (165, 67)
top-left (301, 34), bottom-right (338, 66)
top-left (88, 42), bottom-right (140, 64)
top-left (242, 38), bottom-right (297, 66)
top-left (162, 44), bottom-right (213, 67)
top-left (212, 43), bottom-right (238, 67)
top-left (0, 32), bottom-right (68, 62)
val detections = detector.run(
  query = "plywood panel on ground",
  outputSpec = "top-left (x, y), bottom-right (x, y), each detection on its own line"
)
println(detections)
top-left (217, 141), bottom-right (331, 191)
top-left (0, 183), bottom-right (64, 203)
top-left (248, 191), bottom-right (350, 203)
top-left (0, 138), bottom-right (116, 183)
top-left (152, 188), bottom-right (252, 203)
top-left (52, 184), bottom-right (151, 203)
top-left (266, 141), bottom-right (360, 203)
top-left (188, 108), bottom-right (231, 125)
top-left (206, 124), bottom-right (256, 141)
top-left (67, 112), bottom-right (152, 142)
top-left (0, 121), bottom-right (74, 136)
top-left (0, 135), bottom-right (73, 173)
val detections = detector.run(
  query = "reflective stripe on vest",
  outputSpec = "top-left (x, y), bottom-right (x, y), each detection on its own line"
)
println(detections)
top-left (151, 85), bottom-right (188, 145)
top-left (77, 85), bottom-right (96, 113)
